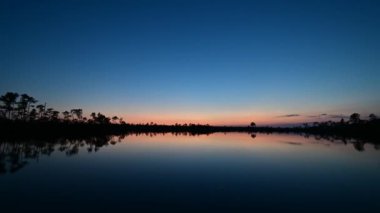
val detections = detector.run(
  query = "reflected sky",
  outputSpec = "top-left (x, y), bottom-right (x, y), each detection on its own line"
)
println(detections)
top-left (0, 133), bottom-right (379, 212)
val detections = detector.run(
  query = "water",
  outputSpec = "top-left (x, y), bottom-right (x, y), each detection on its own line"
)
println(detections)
top-left (1, 133), bottom-right (379, 212)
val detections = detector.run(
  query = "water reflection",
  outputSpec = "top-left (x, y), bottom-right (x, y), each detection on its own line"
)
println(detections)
top-left (0, 133), bottom-right (378, 175)
top-left (1, 133), bottom-right (380, 213)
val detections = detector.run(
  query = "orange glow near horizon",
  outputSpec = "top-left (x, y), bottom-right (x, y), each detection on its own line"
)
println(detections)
top-left (79, 99), bottom-right (378, 126)
top-left (83, 106), bottom-right (358, 126)
top-left (113, 112), bottom-right (323, 126)
top-left (118, 112), bottom-right (268, 126)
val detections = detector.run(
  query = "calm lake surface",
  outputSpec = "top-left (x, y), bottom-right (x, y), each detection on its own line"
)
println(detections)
top-left (1, 133), bottom-right (379, 212)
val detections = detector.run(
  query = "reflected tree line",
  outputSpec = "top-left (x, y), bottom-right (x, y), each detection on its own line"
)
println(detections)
top-left (0, 135), bottom-right (120, 174)
top-left (298, 133), bottom-right (379, 152)
top-left (259, 113), bottom-right (380, 142)
top-left (1, 132), bottom-right (379, 175)
top-left (0, 132), bottom-right (213, 175)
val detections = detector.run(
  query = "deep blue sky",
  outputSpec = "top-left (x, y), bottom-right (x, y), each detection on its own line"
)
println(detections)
top-left (1, 0), bottom-right (380, 125)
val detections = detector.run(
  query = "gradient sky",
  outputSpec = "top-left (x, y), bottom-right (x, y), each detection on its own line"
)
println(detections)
top-left (1, 0), bottom-right (380, 125)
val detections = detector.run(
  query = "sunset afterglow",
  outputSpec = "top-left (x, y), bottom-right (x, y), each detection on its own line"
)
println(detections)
top-left (1, 0), bottom-right (379, 125)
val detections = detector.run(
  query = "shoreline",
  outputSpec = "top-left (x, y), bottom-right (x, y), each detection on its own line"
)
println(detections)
top-left (1, 120), bottom-right (379, 143)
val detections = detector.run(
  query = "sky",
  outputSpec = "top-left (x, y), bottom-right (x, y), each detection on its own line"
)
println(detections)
top-left (1, 0), bottom-right (380, 125)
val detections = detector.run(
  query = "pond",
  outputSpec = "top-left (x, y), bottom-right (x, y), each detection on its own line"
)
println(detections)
top-left (0, 133), bottom-right (379, 212)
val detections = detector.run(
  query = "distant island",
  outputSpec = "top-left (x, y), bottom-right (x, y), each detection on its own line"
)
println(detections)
top-left (1, 92), bottom-right (379, 142)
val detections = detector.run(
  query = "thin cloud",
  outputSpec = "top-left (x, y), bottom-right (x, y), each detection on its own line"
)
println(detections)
top-left (328, 114), bottom-right (349, 119)
top-left (307, 114), bottom-right (349, 119)
top-left (308, 113), bottom-right (327, 118)
top-left (277, 114), bottom-right (300, 118)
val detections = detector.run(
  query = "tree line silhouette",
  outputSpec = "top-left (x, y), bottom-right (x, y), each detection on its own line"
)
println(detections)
top-left (1, 91), bottom-right (379, 141)
top-left (0, 92), bottom-right (124, 124)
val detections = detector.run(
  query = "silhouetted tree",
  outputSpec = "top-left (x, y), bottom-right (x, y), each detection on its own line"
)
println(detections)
top-left (29, 108), bottom-right (38, 121)
top-left (0, 92), bottom-right (19, 119)
top-left (91, 112), bottom-right (110, 124)
top-left (112, 116), bottom-right (119, 123)
top-left (44, 108), bottom-right (54, 120)
top-left (353, 141), bottom-right (364, 152)
top-left (349, 113), bottom-right (361, 124)
top-left (70, 109), bottom-right (83, 121)
top-left (62, 111), bottom-right (71, 121)
top-left (0, 110), bottom-right (5, 119)
top-left (17, 94), bottom-right (37, 120)
top-left (90, 112), bottom-right (96, 120)
top-left (340, 118), bottom-right (345, 124)
top-left (51, 110), bottom-right (60, 121)
top-left (36, 104), bottom-right (45, 120)
top-left (250, 122), bottom-right (256, 128)
top-left (369, 113), bottom-right (378, 121)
